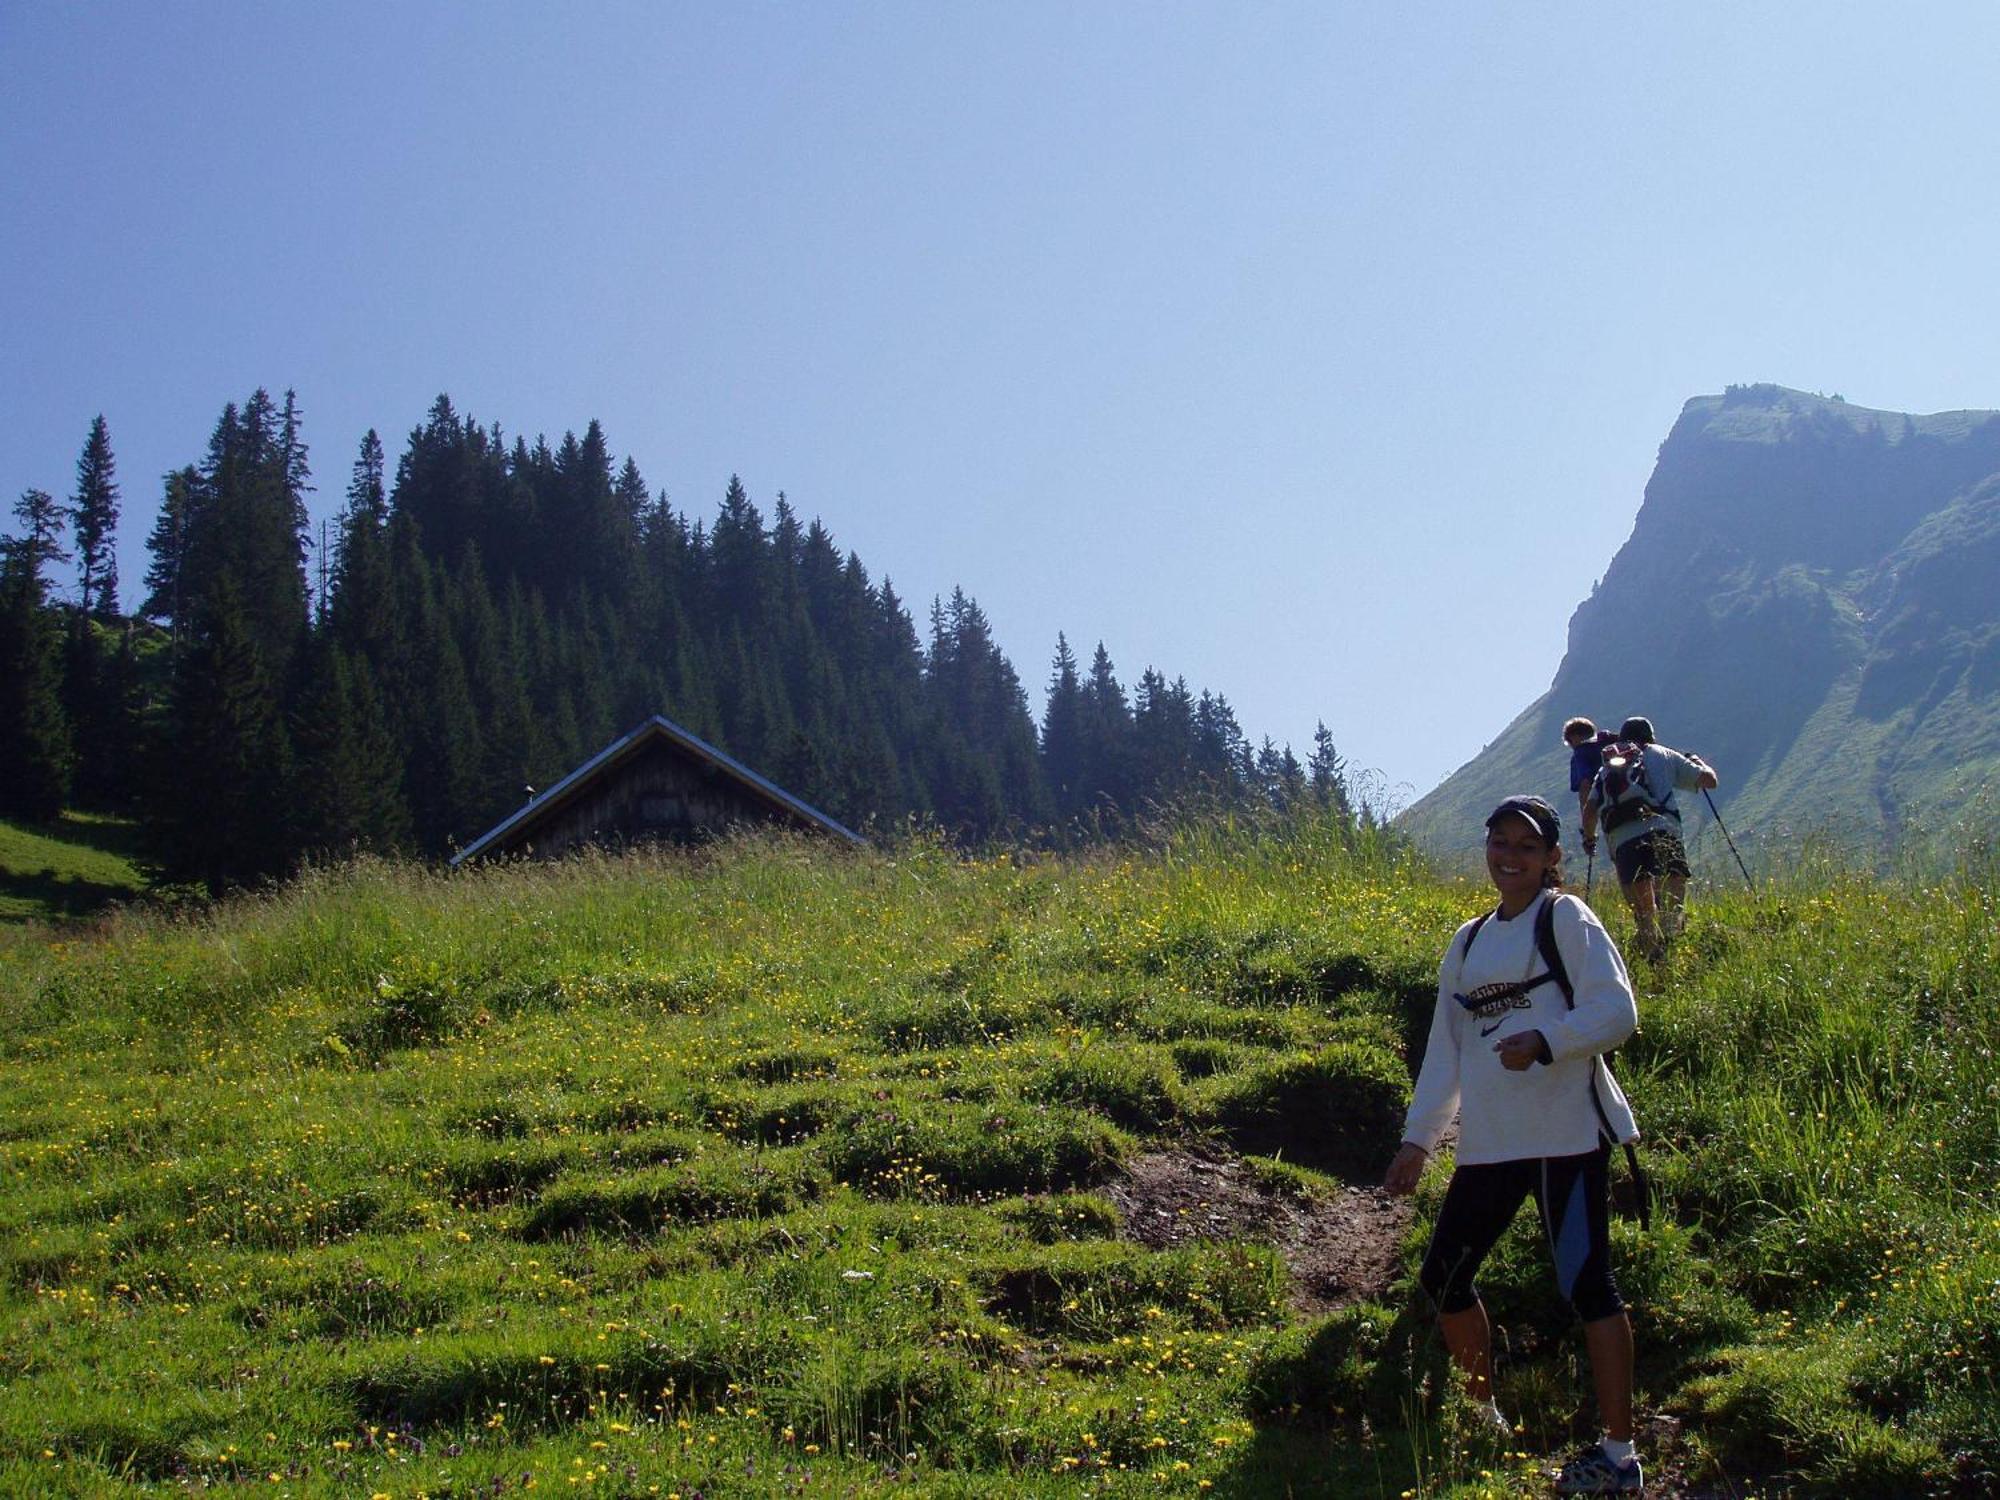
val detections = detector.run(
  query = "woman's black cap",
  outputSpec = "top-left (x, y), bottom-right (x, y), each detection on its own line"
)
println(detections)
top-left (1486, 794), bottom-right (1561, 847)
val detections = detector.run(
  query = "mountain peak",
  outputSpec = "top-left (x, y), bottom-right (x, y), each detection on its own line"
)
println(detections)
top-left (1401, 388), bottom-right (2000, 868)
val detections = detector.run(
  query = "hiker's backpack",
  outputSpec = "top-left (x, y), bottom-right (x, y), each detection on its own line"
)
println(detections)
top-left (1595, 741), bottom-right (1671, 835)
top-left (1459, 896), bottom-right (1652, 1227)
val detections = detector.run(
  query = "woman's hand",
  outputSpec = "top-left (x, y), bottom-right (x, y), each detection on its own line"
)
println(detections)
top-left (1383, 1141), bottom-right (1428, 1196)
top-left (1493, 1029), bottom-right (1549, 1071)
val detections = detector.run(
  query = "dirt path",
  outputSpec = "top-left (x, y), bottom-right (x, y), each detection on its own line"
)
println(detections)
top-left (1104, 1149), bottom-right (1412, 1314)
top-left (1104, 1149), bottom-right (1775, 1498)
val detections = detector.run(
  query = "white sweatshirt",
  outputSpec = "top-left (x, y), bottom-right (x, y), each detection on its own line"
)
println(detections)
top-left (1402, 890), bottom-right (1639, 1166)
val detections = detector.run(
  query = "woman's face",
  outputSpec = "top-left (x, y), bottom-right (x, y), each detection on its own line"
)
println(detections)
top-left (1485, 813), bottom-right (1554, 906)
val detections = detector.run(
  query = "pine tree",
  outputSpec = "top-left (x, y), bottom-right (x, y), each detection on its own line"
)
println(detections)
top-left (385, 534), bottom-right (481, 855)
top-left (0, 514), bottom-right (72, 820)
top-left (923, 589), bottom-right (1045, 836)
top-left (329, 432), bottom-right (397, 661)
top-left (1192, 692), bottom-right (1248, 793)
top-left (177, 394), bottom-right (312, 679)
top-left (10, 486), bottom-right (71, 583)
top-left (154, 577), bottom-right (292, 892)
top-left (72, 416), bottom-right (121, 617)
top-left (1079, 642), bottom-right (1133, 823)
top-left (289, 638), bottom-right (409, 860)
top-left (1308, 721), bottom-right (1355, 825)
top-left (143, 467), bottom-right (199, 643)
top-left (60, 615), bottom-right (110, 808)
top-left (709, 475), bottom-right (770, 634)
top-left (1040, 634), bottom-right (1086, 821)
top-left (1132, 669), bottom-right (1197, 807)
top-left (453, 546), bottom-right (540, 835)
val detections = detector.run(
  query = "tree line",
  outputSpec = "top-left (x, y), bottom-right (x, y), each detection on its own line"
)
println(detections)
top-left (2, 394), bottom-right (1372, 892)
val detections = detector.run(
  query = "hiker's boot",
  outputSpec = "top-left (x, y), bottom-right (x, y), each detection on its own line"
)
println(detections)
top-left (1555, 1442), bottom-right (1644, 1494)
top-left (1660, 908), bottom-right (1685, 942)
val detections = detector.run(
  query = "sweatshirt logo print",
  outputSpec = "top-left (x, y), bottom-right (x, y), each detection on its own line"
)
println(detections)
top-left (1454, 977), bottom-right (1549, 1037)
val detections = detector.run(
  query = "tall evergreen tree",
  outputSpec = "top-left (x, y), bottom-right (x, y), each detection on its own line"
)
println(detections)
top-left (1078, 642), bottom-right (1133, 821)
top-left (289, 638), bottom-right (408, 860)
top-left (709, 475), bottom-right (770, 635)
top-left (10, 485), bottom-right (70, 583)
top-left (1308, 721), bottom-right (1355, 824)
top-left (0, 502), bottom-right (72, 820)
top-left (72, 415), bottom-right (121, 617)
top-left (177, 393), bottom-right (312, 678)
top-left (143, 466), bottom-right (199, 643)
top-left (154, 577), bottom-right (292, 892)
top-left (329, 432), bottom-right (395, 653)
top-left (1040, 634), bottom-right (1087, 820)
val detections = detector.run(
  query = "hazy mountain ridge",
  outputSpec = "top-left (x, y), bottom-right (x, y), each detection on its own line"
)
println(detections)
top-left (1401, 385), bottom-right (2000, 866)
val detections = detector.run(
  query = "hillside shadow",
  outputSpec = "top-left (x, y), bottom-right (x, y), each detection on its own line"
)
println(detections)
top-left (48, 811), bottom-right (152, 862)
top-left (1201, 1424), bottom-right (1413, 1498)
top-left (0, 864), bottom-right (138, 920)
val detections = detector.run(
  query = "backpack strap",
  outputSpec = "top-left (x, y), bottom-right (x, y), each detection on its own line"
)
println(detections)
top-left (1460, 909), bottom-right (1493, 962)
top-left (1532, 896), bottom-right (1572, 1004)
top-left (1539, 894), bottom-right (1651, 1229)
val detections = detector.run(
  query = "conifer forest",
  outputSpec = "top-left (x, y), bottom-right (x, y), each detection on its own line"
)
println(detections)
top-left (1, 395), bottom-right (1362, 892)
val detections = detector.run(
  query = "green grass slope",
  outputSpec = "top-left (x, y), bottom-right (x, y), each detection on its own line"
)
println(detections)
top-left (0, 827), bottom-right (1993, 1497)
top-left (0, 812), bottom-right (153, 923)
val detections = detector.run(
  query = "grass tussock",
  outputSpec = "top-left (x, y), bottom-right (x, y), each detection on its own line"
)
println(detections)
top-left (0, 821), bottom-right (1993, 1495)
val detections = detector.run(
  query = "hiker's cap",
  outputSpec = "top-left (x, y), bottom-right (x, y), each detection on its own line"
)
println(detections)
top-left (1486, 795), bottom-right (1561, 847)
top-left (1618, 716), bottom-right (1655, 744)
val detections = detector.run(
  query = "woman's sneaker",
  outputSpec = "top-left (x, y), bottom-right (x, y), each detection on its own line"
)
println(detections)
top-left (1555, 1443), bottom-right (1643, 1494)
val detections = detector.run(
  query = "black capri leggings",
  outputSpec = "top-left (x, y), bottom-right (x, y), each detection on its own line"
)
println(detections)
top-left (1418, 1144), bottom-right (1624, 1324)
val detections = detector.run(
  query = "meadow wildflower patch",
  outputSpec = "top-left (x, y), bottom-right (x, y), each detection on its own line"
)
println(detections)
top-left (0, 826), bottom-right (1993, 1495)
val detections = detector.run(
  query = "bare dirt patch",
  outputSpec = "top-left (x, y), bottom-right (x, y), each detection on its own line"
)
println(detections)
top-left (1105, 1152), bottom-right (1771, 1496)
top-left (1105, 1149), bottom-right (1413, 1314)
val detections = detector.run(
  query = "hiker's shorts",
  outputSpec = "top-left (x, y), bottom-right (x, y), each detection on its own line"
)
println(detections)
top-left (1418, 1144), bottom-right (1624, 1324)
top-left (1613, 829), bottom-right (1689, 887)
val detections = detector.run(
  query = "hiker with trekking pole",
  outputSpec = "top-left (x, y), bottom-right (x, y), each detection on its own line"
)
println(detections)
top-left (1579, 716), bottom-right (1719, 962)
top-left (1384, 794), bottom-right (1648, 1495)
top-left (1563, 717), bottom-right (1618, 830)
top-left (1563, 717), bottom-right (1619, 896)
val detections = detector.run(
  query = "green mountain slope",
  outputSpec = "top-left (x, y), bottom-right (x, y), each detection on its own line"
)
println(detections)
top-left (1401, 385), bottom-right (2000, 869)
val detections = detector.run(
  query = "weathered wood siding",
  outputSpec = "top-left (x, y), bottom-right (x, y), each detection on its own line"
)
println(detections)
top-left (508, 740), bottom-right (813, 858)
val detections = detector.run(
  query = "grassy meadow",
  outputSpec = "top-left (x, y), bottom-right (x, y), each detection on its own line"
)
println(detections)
top-left (0, 813), bottom-right (153, 924)
top-left (0, 819), bottom-right (1994, 1497)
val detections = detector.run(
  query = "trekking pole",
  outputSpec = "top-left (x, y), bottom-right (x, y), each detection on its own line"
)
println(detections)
top-left (1585, 846), bottom-right (1595, 900)
top-left (1704, 788), bottom-right (1753, 891)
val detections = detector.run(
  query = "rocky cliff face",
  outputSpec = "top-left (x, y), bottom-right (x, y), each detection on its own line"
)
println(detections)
top-left (1400, 385), bottom-right (2000, 869)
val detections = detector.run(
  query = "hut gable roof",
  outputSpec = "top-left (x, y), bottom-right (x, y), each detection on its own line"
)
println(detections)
top-left (449, 714), bottom-right (865, 866)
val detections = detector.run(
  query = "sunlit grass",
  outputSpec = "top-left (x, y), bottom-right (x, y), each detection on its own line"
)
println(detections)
top-left (0, 819), bottom-right (1992, 1495)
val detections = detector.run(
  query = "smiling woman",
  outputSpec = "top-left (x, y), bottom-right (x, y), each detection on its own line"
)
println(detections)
top-left (1383, 794), bottom-right (1648, 1495)
top-left (1483, 794), bottom-right (1563, 917)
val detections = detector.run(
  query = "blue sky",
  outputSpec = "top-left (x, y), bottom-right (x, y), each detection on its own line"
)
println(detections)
top-left (5, 3), bottom-right (1997, 801)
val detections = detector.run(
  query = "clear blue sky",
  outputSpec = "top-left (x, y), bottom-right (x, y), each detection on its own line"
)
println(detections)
top-left (6, 3), bottom-right (1997, 801)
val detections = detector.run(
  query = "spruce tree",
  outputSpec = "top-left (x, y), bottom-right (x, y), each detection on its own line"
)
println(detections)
top-left (10, 485), bottom-right (71, 582)
top-left (1040, 634), bottom-right (1086, 821)
top-left (329, 432), bottom-right (397, 661)
top-left (143, 467), bottom-right (199, 644)
top-left (289, 638), bottom-right (409, 860)
top-left (72, 415), bottom-right (121, 618)
top-left (0, 512), bottom-right (72, 820)
top-left (1308, 722), bottom-right (1355, 825)
top-left (176, 394), bottom-right (311, 680)
top-left (1079, 643), bottom-right (1133, 823)
top-left (156, 577), bottom-right (292, 892)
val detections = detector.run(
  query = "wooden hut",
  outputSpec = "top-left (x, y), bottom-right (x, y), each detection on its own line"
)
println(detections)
top-left (449, 714), bottom-right (864, 866)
